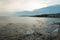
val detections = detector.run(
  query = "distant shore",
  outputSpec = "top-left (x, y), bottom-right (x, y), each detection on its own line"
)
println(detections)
top-left (30, 13), bottom-right (60, 18)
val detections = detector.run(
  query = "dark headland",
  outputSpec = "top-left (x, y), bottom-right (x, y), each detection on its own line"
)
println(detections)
top-left (30, 13), bottom-right (60, 18)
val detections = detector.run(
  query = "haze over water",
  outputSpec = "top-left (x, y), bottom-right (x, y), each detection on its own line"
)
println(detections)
top-left (0, 17), bottom-right (59, 34)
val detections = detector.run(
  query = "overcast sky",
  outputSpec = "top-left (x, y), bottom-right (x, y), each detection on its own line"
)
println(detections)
top-left (0, 0), bottom-right (60, 14)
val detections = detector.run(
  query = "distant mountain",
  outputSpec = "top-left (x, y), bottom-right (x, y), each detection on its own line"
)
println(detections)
top-left (14, 11), bottom-right (33, 16)
top-left (14, 4), bottom-right (60, 16)
top-left (34, 5), bottom-right (60, 14)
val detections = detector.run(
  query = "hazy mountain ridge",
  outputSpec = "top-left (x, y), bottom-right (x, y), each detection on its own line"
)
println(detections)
top-left (14, 4), bottom-right (60, 16)
top-left (34, 5), bottom-right (60, 13)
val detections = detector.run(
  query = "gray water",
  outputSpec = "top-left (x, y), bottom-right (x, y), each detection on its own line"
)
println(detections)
top-left (0, 17), bottom-right (60, 34)
top-left (0, 17), bottom-right (60, 40)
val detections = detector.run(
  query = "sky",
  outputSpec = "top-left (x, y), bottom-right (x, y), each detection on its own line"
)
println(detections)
top-left (0, 0), bottom-right (60, 14)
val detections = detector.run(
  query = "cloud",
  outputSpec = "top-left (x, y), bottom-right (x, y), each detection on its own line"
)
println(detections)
top-left (0, 0), bottom-right (60, 14)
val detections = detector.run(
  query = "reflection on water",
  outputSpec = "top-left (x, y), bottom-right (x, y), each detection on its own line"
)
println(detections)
top-left (0, 17), bottom-right (60, 40)
top-left (0, 17), bottom-right (60, 33)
